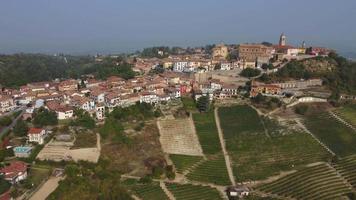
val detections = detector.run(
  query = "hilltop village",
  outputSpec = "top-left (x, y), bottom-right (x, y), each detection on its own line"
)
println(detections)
top-left (0, 34), bottom-right (356, 200)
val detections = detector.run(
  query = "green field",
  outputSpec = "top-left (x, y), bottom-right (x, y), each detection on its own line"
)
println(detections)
top-left (27, 165), bottom-right (51, 188)
top-left (334, 104), bottom-right (356, 126)
top-left (218, 105), bottom-right (331, 181)
top-left (186, 154), bottom-right (231, 186)
top-left (181, 96), bottom-right (197, 112)
top-left (255, 163), bottom-right (352, 200)
top-left (165, 183), bottom-right (222, 200)
top-left (304, 112), bottom-right (356, 157)
top-left (192, 111), bottom-right (221, 154)
top-left (170, 154), bottom-right (203, 174)
top-left (122, 179), bottom-right (169, 200)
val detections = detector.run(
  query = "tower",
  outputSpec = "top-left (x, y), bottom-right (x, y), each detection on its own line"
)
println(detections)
top-left (279, 33), bottom-right (286, 46)
top-left (302, 41), bottom-right (306, 48)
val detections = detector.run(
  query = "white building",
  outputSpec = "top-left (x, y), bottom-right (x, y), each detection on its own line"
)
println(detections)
top-left (56, 107), bottom-right (74, 120)
top-left (173, 62), bottom-right (188, 72)
top-left (95, 104), bottom-right (105, 120)
top-left (140, 92), bottom-right (159, 104)
top-left (220, 62), bottom-right (231, 70)
top-left (0, 96), bottom-right (15, 113)
top-left (28, 128), bottom-right (46, 144)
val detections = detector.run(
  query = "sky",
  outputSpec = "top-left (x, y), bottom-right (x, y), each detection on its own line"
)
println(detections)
top-left (0, 0), bottom-right (356, 55)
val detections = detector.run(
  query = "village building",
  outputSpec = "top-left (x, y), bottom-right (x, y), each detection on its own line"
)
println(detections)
top-left (58, 79), bottom-right (78, 92)
top-left (173, 61), bottom-right (189, 72)
top-left (0, 161), bottom-right (28, 184)
top-left (28, 128), bottom-right (47, 144)
top-left (250, 81), bottom-right (282, 97)
top-left (212, 44), bottom-right (228, 59)
top-left (0, 95), bottom-right (15, 113)
top-left (238, 44), bottom-right (273, 64)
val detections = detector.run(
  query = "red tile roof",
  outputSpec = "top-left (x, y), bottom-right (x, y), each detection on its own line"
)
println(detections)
top-left (0, 161), bottom-right (27, 180)
top-left (28, 128), bottom-right (44, 135)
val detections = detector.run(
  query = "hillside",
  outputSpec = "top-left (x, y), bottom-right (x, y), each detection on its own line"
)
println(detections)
top-left (260, 53), bottom-right (356, 95)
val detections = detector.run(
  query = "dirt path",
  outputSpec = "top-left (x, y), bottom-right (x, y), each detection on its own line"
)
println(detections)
top-left (160, 181), bottom-right (175, 200)
top-left (214, 107), bottom-right (236, 186)
top-left (29, 176), bottom-right (64, 200)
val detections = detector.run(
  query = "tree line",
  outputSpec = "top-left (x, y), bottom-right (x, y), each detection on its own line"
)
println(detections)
top-left (0, 54), bottom-right (136, 88)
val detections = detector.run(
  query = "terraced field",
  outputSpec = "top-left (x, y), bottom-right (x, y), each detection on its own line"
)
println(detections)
top-left (186, 154), bottom-right (231, 186)
top-left (169, 154), bottom-right (203, 173)
top-left (165, 183), bottom-right (222, 200)
top-left (192, 111), bottom-right (221, 154)
top-left (333, 155), bottom-right (356, 188)
top-left (218, 105), bottom-right (330, 181)
top-left (334, 104), bottom-right (356, 126)
top-left (304, 112), bottom-right (356, 157)
top-left (122, 180), bottom-right (169, 200)
top-left (255, 163), bottom-right (352, 200)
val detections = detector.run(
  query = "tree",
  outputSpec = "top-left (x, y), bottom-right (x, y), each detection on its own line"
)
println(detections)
top-left (13, 119), bottom-right (28, 137)
top-left (71, 109), bottom-right (95, 129)
top-left (240, 68), bottom-right (261, 77)
top-left (0, 176), bottom-right (10, 194)
top-left (0, 116), bottom-right (12, 127)
top-left (32, 107), bottom-right (58, 127)
top-left (196, 96), bottom-right (210, 112)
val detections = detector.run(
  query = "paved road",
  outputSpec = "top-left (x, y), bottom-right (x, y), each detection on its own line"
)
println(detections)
top-left (214, 107), bottom-right (236, 186)
top-left (0, 108), bottom-right (25, 139)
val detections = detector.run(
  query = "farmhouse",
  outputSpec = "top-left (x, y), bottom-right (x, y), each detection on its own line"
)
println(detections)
top-left (28, 128), bottom-right (47, 144)
top-left (0, 161), bottom-right (28, 184)
top-left (250, 81), bottom-right (281, 97)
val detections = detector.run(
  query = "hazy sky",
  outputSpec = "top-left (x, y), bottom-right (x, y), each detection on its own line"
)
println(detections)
top-left (0, 0), bottom-right (355, 55)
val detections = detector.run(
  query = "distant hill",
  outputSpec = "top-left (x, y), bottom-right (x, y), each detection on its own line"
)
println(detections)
top-left (340, 51), bottom-right (356, 61)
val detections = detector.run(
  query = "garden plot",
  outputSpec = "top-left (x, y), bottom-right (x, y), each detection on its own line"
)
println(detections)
top-left (36, 133), bottom-right (101, 163)
top-left (157, 117), bottom-right (203, 156)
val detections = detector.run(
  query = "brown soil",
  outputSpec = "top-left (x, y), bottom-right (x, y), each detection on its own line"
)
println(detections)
top-left (100, 122), bottom-right (165, 177)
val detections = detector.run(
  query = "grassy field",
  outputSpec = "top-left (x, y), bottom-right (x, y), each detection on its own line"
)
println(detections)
top-left (122, 179), bottom-right (169, 200)
top-left (27, 165), bottom-right (51, 188)
top-left (192, 111), bottom-right (221, 155)
top-left (304, 112), bottom-right (356, 157)
top-left (181, 96), bottom-right (197, 112)
top-left (186, 154), bottom-right (231, 186)
top-left (72, 131), bottom-right (97, 149)
top-left (334, 104), bottom-right (356, 126)
top-left (255, 163), bottom-right (352, 200)
top-left (218, 105), bottom-right (331, 182)
top-left (169, 154), bottom-right (203, 174)
top-left (166, 183), bottom-right (222, 200)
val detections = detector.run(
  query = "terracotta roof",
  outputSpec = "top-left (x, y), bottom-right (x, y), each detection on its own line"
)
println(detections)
top-left (0, 161), bottom-right (27, 180)
top-left (28, 128), bottom-right (44, 135)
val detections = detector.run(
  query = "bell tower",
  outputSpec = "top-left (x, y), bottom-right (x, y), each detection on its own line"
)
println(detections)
top-left (279, 33), bottom-right (286, 46)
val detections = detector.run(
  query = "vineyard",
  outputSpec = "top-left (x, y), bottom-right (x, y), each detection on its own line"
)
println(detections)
top-left (122, 180), bottom-right (169, 200)
top-left (333, 104), bottom-right (356, 126)
top-left (255, 163), bottom-right (352, 200)
top-left (165, 183), bottom-right (222, 200)
top-left (192, 111), bottom-right (222, 155)
top-left (304, 112), bottom-right (356, 157)
top-left (169, 154), bottom-right (203, 174)
top-left (333, 155), bottom-right (356, 188)
top-left (186, 154), bottom-right (231, 186)
top-left (218, 105), bottom-right (330, 181)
